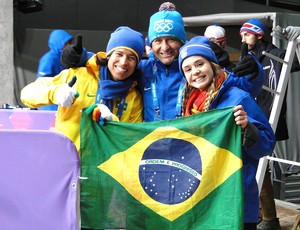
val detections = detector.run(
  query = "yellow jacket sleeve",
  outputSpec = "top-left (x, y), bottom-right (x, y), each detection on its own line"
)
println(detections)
top-left (20, 70), bottom-right (73, 108)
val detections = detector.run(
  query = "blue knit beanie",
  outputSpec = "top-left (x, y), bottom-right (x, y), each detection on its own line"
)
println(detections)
top-left (178, 36), bottom-right (218, 77)
top-left (240, 18), bottom-right (267, 38)
top-left (148, 8), bottom-right (186, 46)
top-left (106, 26), bottom-right (144, 62)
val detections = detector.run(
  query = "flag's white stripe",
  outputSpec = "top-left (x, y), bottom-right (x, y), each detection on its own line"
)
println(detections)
top-left (140, 159), bottom-right (202, 181)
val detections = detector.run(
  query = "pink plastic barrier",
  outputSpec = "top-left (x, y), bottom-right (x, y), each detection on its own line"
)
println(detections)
top-left (0, 130), bottom-right (80, 230)
top-left (0, 109), bottom-right (56, 130)
top-left (0, 109), bottom-right (79, 229)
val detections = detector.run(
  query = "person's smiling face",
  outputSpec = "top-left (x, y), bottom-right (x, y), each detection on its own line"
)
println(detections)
top-left (151, 36), bottom-right (182, 66)
top-left (182, 55), bottom-right (214, 90)
top-left (107, 48), bottom-right (137, 81)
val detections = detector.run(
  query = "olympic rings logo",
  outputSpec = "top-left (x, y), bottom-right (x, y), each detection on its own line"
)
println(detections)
top-left (154, 22), bottom-right (174, 33)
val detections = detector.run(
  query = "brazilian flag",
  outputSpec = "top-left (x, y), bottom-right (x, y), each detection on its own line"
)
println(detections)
top-left (80, 107), bottom-right (243, 230)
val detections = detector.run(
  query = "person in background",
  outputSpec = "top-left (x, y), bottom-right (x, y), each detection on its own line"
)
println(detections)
top-left (204, 24), bottom-right (236, 71)
top-left (204, 24), bottom-right (226, 49)
top-left (21, 26), bottom-right (144, 152)
top-left (178, 35), bottom-right (276, 230)
top-left (37, 29), bottom-right (73, 111)
top-left (240, 18), bottom-right (300, 230)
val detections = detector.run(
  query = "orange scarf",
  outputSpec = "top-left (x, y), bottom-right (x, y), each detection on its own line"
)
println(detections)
top-left (184, 70), bottom-right (226, 116)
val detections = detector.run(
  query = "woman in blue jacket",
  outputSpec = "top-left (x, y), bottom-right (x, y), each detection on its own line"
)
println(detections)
top-left (178, 36), bottom-right (276, 230)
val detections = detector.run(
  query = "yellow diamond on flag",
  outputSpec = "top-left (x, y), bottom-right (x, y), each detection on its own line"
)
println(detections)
top-left (99, 126), bottom-right (242, 221)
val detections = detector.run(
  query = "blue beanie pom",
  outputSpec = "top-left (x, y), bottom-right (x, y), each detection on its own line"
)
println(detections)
top-left (240, 18), bottom-right (267, 38)
top-left (106, 26), bottom-right (144, 62)
top-left (148, 9), bottom-right (186, 46)
top-left (178, 36), bottom-right (218, 77)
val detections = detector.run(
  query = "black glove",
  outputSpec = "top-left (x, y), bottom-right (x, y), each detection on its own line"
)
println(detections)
top-left (233, 43), bottom-right (259, 81)
top-left (209, 41), bottom-right (235, 71)
top-left (242, 122), bottom-right (259, 148)
top-left (60, 34), bottom-right (83, 68)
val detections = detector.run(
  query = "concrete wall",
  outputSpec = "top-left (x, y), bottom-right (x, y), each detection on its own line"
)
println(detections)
top-left (0, 0), bottom-right (14, 106)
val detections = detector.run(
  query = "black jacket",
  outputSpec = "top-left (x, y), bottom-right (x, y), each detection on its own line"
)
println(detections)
top-left (254, 40), bottom-right (300, 140)
top-left (209, 41), bottom-right (236, 71)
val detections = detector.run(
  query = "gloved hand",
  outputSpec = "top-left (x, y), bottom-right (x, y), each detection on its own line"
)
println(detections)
top-left (272, 25), bottom-right (300, 41)
top-left (85, 104), bottom-right (113, 125)
top-left (285, 26), bottom-right (300, 40)
top-left (60, 34), bottom-right (83, 68)
top-left (233, 42), bottom-right (259, 81)
top-left (56, 77), bottom-right (78, 107)
top-left (242, 122), bottom-right (259, 148)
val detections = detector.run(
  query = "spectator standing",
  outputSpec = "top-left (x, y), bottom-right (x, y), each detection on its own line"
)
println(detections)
top-left (204, 24), bottom-right (236, 71)
top-left (37, 29), bottom-right (73, 111)
top-left (204, 24), bottom-right (227, 49)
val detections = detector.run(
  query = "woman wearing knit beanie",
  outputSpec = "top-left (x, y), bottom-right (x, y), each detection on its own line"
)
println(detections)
top-left (178, 36), bottom-right (275, 230)
top-left (21, 26), bottom-right (144, 153)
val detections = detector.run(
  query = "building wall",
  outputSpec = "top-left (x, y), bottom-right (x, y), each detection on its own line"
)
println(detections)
top-left (0, 0), bottom-right (14, 106)
top-left (12, 0), bottom-right (299, 106)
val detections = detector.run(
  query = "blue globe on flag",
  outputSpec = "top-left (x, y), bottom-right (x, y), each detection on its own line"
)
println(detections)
top-left (139, 138), bottom-right (202, 204)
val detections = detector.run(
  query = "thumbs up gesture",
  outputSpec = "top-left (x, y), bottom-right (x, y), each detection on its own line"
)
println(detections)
top-left (56, 76), bottom-right (78, 107)
top-left (60, 34), bottom-right (84, 68)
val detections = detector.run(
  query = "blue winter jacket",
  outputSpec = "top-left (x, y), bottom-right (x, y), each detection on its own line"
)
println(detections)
top-left (210, 71), bottom-right (276, 223)
top-left (138, 55), bottom-right (183, 122)
top-left (37, 30), bottom-right (73, 110)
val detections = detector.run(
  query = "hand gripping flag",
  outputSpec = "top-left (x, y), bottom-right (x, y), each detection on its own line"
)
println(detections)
top-left (80, 107), bottom-right (243, 230)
